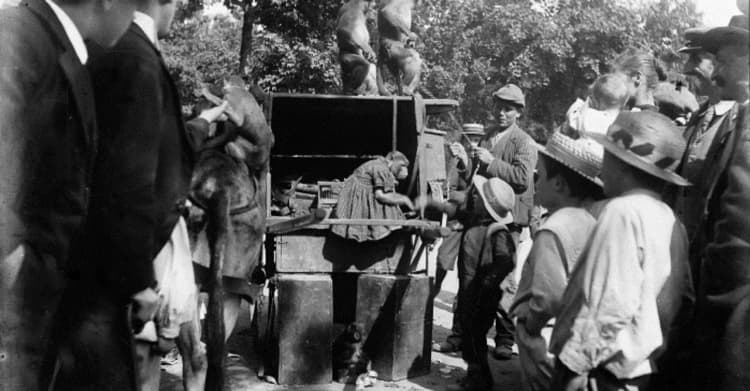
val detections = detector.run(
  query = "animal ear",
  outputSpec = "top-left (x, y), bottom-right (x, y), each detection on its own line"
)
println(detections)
top-left (352, 330), bottom-right (361, 341)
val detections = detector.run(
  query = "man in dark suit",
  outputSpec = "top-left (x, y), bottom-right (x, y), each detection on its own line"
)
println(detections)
top-left (0, 0), bottom-right (142, 388)
top-left (682, 13), bottom-right (750, 391)
top-left (51, 0), bottom-right (250, 387)
top-left (472, 84), bottom-right (538, 360)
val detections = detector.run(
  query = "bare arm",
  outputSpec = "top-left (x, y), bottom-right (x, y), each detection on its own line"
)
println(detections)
top-left (375, 189), bottom-right (414, 210)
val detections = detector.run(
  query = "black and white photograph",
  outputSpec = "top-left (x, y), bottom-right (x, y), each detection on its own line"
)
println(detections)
top-left (0, 0), bottom-right (748, 390)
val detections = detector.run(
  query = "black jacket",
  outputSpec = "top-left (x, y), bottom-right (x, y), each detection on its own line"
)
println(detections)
top-left (85, 24), bottom-right (206, 299)
top-left (0, 0), bottom-right (97, 266)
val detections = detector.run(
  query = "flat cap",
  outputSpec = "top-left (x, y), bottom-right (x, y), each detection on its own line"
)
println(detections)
top-left (492, 84), bottom-right (525, 108)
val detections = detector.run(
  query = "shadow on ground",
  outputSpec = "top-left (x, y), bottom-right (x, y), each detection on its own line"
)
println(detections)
top-left (160, 287), bottom-right (520, 391)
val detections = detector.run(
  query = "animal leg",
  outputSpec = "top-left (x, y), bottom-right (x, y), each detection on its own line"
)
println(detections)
top-left (205, 190), bottom-right (230, 391)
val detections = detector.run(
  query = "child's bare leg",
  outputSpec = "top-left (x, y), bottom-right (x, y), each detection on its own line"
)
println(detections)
top-left (178, 313), bottom-right (207, 391)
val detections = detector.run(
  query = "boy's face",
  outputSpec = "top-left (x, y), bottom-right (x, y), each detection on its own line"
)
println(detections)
top-left (471, 187), bottom-right (488, 217)
top-left (534, 158), bottom-right (563, 211)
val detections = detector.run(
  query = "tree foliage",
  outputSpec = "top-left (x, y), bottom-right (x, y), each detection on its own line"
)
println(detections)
top-left (163, 0), bottom-right (702, 134)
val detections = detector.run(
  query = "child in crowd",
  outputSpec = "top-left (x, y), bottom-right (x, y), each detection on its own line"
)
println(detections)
top-left (563, 73), bottom-right (629, 138)
top-left (509, 132), bottom-right (606, 391)
top-left (549, 111), bottom-right (692, 390)
top-left (332, 151), bottom-right (414, 242)
top-left (417, 176), bottom-right (516, 391)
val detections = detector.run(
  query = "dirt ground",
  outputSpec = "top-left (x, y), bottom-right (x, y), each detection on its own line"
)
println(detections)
top-left (160, 268), bottom-right (521, 391)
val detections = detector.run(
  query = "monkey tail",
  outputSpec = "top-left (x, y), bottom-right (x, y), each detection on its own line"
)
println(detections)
top-left (205, 189), bottom-right (230, 391)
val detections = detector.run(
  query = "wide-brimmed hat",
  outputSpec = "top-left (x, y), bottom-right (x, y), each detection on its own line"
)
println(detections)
top-left (538, 132), bottom-right (604, 187)
top-left (700, 14), bottom-right (749, 53)
top-left (472, 176), bottom-right (515, 225)
top-left (589, 111), bottom-right (690, 186)
top-left (492, 84), bottom-right (525, 108)
top-left (678, 27), bottom-right (710, 53)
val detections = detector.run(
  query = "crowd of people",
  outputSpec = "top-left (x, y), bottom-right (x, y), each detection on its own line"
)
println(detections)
top-left (429, 7), bottom-right (750, 391)
top-left (0, 0), bottom-right (748, 390)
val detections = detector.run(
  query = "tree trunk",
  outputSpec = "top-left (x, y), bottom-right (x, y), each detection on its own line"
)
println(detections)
top-left (239, 0), bottom-right (256, 74)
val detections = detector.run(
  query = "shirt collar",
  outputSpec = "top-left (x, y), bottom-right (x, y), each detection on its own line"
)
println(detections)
top-left (133, 11), bottom-right (158, 46)
top-left (714, 100), bottom-right (736, 116)
top-left (45, 0), bottom-right (87, 64)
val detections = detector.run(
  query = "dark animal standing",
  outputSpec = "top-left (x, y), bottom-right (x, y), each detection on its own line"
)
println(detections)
top-left (337, 0), bottom-right (379, 95)
top-left (183, 78), bottom-right (274, 391)
top-left (376, 0), bottom-right (422, 96)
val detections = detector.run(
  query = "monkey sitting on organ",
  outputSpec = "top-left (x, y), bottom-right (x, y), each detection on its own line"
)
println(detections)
top-left (336, 0), bottom-right (379, 96)
top-left (332, 323), bottom-right (378, 388)
top-left (376, 0), bottom-right (422, 96)
top-left (200, 76), bottom-right (274, 173)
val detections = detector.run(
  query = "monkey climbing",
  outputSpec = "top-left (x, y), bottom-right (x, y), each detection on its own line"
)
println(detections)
top-left (336, 0), bottom-right (379, 96)
top-left (376, 0), bottom-right (422, 96)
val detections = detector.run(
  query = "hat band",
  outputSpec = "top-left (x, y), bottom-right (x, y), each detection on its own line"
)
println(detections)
top-left (482, 181), bottom-right (509, 216)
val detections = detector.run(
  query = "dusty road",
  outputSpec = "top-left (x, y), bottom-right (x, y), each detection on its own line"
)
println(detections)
top-left (160, 267), bottom-right (521, 391)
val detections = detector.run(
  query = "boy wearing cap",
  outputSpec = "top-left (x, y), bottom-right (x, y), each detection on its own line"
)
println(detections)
top-left (473, 83), bottom-right (538, 359)
top-left (549, 111), bottom-right (691, 391)
top-left (509, 133), bottom-right (606, 391)
top-left (417, 176), bottom-right (517, 390)
top-left (682, 11), bottom-right (750, 391)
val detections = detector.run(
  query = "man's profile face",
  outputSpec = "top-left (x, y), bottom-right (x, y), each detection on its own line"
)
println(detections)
top-left (492, 100), bottom-right (521, 129)
top-left (713, 44), bottom-right (750, 102)
top-left (90, 0), bottom-right (137, 47)
top-left (683, 51), bottom-right (715, 81)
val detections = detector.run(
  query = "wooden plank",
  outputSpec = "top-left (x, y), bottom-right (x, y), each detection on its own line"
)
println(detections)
top-left (265, 209), bottom-right (327, 234)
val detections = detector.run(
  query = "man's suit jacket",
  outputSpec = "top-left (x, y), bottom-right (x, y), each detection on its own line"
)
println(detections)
top-left (0, 0), bottom-right (96, 266)
top-left (477, 123), bottom-right (537, 227)
top-left (687, 102), bottom-right (750, 390)
top-left (85, 23), bottom-right (202, 300)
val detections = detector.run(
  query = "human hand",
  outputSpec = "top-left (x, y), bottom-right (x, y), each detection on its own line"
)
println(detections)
top-left (130, 287), bottom-right (159, 333)
top-left (448, 142), bottom-right (468, 167)
top-left (198, 101), bottom-right (229, 123)
top-left (473, 147), bottom-right (494, 165)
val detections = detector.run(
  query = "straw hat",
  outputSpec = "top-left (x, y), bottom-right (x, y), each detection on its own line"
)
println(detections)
top-left (589, 111), bottom-right (690, 186)
top-left (538, 132), bottom-right (604, 187)
top-left (472, 176), bottom-right (515, 225)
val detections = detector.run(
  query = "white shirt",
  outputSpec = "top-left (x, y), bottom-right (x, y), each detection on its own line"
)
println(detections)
top-left (550, 190), bottom-right (688, 379)
top-left (45, 0), bottom-right (87, 64)
top-left (133, 11), bottom-right (158, 46)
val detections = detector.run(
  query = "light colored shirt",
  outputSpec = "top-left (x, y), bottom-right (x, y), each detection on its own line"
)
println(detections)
top-left (489, 126), bottom-right (511, 149)
top-left (133, 11), bottom-right (158, 46)
top-left (45, 0), bottom-right (87, 64)
top-left (549, 190), bottom-right (687, 379)
top-left (511, 206), bottom-right (599, 391)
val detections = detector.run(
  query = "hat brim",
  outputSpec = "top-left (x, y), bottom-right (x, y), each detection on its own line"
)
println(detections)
top-left (677, 45), bottom-right (704, 53)
top-left (537, 145), bottom-right (604, 187)
top-left (472, 176), bottom-right (514, 225)
top-left (588, 133), bottom-right (691, 187)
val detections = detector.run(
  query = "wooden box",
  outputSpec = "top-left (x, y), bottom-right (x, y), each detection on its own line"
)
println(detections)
top-left (275, 274), bottom-right (333, 385)
top-left (355, 274), bottom-right (432, 380)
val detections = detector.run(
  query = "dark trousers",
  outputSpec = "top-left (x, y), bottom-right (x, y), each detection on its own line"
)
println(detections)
top-left (458, 225), bottom-right (515, 378)
top-left (0, 244), bottom-right (66, 390)
top-left (51, 284), bottom-right (137, 391)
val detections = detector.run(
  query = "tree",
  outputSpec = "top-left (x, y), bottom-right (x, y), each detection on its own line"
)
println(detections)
top-left (162, 0), bottom-right (701, 134)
